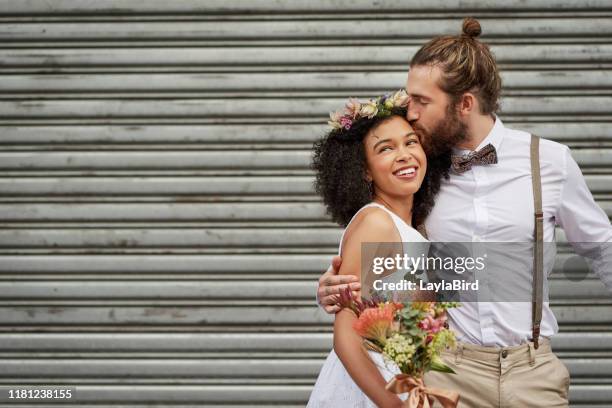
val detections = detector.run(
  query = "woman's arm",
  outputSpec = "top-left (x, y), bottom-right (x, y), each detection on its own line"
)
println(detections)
top-left (333, 209), bottom-right (404, 408)
top-left (334, 310), bottom-right (403, 407)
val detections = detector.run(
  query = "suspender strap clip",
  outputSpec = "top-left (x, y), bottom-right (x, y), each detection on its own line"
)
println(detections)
top-left (532, 323), bottom-right (541, 350)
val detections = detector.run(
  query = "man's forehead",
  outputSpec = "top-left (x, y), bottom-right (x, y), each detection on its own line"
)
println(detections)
top-left (406, 64), bottom-right (442, 94)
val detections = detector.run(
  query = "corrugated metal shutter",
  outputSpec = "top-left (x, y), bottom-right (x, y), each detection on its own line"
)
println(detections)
top-left (0, 1), bottom-right (610, 406)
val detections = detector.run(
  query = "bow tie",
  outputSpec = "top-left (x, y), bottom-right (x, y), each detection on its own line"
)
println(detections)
top-left (451, 143), bottom-right (498, 174)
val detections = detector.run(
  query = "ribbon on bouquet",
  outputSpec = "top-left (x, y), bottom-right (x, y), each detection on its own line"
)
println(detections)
top-left (386, 374), bottom-right (459, 408)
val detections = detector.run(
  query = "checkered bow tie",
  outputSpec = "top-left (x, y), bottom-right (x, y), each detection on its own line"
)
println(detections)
top-left (450, 143), bottom-right (498, 174)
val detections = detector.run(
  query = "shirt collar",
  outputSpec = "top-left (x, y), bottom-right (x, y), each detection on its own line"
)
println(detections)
top-left (452, 115), bottom-right (505, 156)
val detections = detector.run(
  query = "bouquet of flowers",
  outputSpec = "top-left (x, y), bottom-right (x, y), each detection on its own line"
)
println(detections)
top-left (339, 288), bottom-right (460, 408)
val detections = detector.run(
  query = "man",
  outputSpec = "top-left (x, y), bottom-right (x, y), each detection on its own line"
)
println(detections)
top-left (316, 18), bottom-right (612, 407)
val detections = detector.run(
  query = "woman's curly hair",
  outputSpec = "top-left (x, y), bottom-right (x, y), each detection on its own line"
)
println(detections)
top-left (312, 107), bottom-right (451, 229)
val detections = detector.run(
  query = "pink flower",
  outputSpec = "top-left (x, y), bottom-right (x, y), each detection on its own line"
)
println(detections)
top-left (340, 116), bottom-right (353, 129)
top-left (418, 314), bottom-right (447, 334)
top-left (344, 98), bottom-right (362, 119)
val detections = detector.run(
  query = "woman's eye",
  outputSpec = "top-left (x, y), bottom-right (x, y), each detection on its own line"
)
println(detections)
top-left (379, 146), bottom-right (392, 153)
top-left (406, 140), bottom-right (418, 145)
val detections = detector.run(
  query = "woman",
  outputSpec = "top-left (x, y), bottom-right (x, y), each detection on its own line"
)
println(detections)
top-left (307, 91), bottom-right (450, 407)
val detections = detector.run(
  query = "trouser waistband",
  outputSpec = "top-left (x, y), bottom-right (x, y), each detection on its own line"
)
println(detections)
top-left (449, 338), bottom-right (551, 365)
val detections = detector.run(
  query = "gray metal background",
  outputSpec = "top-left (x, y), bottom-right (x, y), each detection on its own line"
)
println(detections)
top-left (0, 1), bottom-right (610, 407)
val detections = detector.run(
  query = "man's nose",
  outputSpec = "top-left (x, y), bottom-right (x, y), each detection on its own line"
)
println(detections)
top-left (406, 105), bottom-right (418, 123)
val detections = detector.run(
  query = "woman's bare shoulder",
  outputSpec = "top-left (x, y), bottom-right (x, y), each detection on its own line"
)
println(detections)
top-left (342, 207), bottom-right (400, 247)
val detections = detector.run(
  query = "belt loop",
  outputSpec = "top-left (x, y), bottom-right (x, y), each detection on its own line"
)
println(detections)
top-left (528, 342), bottom-right (536, 367)
top-left (455, 343), bottom-right (463, 365)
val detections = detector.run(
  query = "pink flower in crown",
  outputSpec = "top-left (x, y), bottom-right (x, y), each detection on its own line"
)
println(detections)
top-left (345, 98), bottom-right (362, 119)
top-left (340, 116), bottom-right (353, 130)
top-left (360, 100), bottom-right (379, 119)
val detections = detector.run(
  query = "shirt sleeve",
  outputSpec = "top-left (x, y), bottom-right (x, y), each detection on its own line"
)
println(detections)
top-left (556, 146), bottom-right (612, 290)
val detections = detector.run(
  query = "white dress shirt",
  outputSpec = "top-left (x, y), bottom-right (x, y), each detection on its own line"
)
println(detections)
top-left (425, 117), bottom-right (612, 347)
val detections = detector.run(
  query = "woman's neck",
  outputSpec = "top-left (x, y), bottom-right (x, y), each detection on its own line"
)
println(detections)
top-left (373, 192), bottom-right (414, 226)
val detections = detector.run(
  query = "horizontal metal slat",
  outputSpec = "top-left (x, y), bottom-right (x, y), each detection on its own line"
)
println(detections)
top-left (0, 227), bottom-right (604, 248)
top-left (0, 305), bottom-right (335, 325)
top-left (3, 71), bottom-right (612, 94)
top-left (2, 97), bottom-right (612, 120)
top-left (2, 19), bottom-right (612, 42)
top-left (0, 203), bottom-right (328, 222)
top-left (0, 281), bottom-right (319, 300)
top-left (0, 280), bottom-right (608, 301)
top-left (0, 331), bottom-right (609, 352)
top-left (0, 251), bottom-right (609, 273)
top-left (0, 332), bottom-right (333, 352)
top-left (0, 305), bottom-right (608, 325)
top-left (0, 149), bottom-right (609, 170)
top-left (0, 175), bottom-right (610, 196)
top-left (0, 254), bottom-right (329, 273)
top-left (0, 358), bottom-right (322, 378)
top-left (0, 177), bottom-right (316, 195)
top-left (1, 0), bottom-right (611, 14)
top-left (0, 357), bottom-right (610, 379)
top-left (0, 124), bottom-right (320, 144)
top-left (0, 152), bottom-right (311, 170)
top-left (1, 123), bottom-right (611, 144)
top-left (0, 228), bottom-right (342, 248)
top-left (1, 45), bottom-right (612, 69)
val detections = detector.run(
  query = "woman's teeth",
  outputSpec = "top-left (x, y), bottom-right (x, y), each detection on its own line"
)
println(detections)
top-left (396, 168), bottom-right (416, 176)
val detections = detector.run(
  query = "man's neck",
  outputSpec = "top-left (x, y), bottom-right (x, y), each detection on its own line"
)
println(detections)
top-left (456, 114), bottom-right (496, 151)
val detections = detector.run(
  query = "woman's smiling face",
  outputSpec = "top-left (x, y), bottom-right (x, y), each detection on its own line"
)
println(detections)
top-left (363, 115), bottom-right (427, 199)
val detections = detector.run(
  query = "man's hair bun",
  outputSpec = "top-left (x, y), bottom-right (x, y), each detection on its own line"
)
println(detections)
top-left (462, 17), bottom-right (482, 38)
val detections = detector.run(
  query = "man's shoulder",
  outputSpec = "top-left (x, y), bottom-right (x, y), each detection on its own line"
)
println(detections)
top-left (503, 125), bottom-right (569, 161)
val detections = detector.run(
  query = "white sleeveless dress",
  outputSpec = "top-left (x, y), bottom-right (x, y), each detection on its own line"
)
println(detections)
top-left (307, 202), bottom-right (429, 407)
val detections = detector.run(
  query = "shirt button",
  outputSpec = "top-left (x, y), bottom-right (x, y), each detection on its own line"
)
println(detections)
top-left (501, 350), bottom-right (508, 358)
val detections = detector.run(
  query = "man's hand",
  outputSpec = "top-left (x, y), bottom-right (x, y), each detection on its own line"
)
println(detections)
top-left (317, 255), bottom-right (361, 314)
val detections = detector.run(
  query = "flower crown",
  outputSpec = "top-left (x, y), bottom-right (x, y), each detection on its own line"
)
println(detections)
top-left (328, 89), bottom-right (410, 131)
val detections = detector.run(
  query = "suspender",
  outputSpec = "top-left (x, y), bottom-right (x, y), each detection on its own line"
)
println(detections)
top-left (530, 135), bottom-right (544, 349)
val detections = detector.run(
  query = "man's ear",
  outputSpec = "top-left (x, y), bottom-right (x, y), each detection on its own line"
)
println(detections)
top-left (458, 92), bottom-right (478, 116)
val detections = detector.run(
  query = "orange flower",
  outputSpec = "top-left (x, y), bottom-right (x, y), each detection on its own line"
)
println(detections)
top-left (352, 303), bottom-right (399, 346)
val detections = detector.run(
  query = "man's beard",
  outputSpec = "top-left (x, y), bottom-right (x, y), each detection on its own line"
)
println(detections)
top-left (413, 103), bottom-right (469, 156)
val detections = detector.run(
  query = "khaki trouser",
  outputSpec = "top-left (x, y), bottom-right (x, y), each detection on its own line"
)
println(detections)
top-left (424, 338), bottom-right (570, 408)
